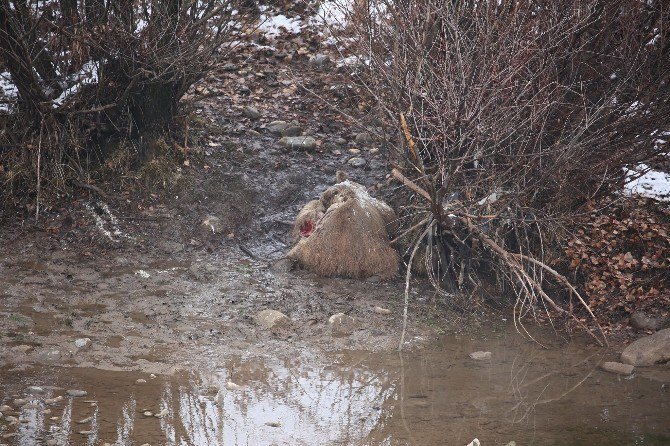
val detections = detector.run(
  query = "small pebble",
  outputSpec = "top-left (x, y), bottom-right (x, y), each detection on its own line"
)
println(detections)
top-left (66, 390), bottom-right (87, 397)
top-left (226, 381), bottom-right (242, 391)
top-left (4, 415), bottom-right (18, 423)
top-left (143, 411), bottom-right (154, 417)
top-left (26, 386), bottom-right (45, 394)
top-left (150, 374), bottom-right (156, 379)
top-left (373, 306), bottom-right (392, 315)
top-left (0, 405), bottom-right (12, 412)
top-left (265, 421), bottom-right (281, 427)
top-left (154, 409), bottom-right (168, 418)
top-left (136, 379), bottom-right (147, 384)
top-left (77, 417), bottom-right (92, 424)
top-left (13, 399), bottom-right (27, 406)
top-left (43, 409), bottom-right (51, 415)
top-left (79, 430), bottom-right (93, 435)
top-left (45, 396), bottom-right (63, 405)
top-left (2, 433), bottom-right (17, 439)
top-left (348, 157), bottom-right (366, 168)
top-left (49, 416), bottom-right (60, 421)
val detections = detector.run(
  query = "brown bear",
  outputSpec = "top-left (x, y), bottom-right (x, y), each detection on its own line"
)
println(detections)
top-left (287, 175), bottom-right (399, 279)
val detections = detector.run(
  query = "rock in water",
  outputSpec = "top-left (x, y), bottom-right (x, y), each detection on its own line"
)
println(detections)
top-left (600, 361), bottom-right (635, 375)
top-left (287, 180), bottom-right (398, 279)
top-left (469, 351), bottom-right (492, 361)
top-left (254, 310), bottom-right (291, 330)
top-left (621, 328), bottom-right (670, 366)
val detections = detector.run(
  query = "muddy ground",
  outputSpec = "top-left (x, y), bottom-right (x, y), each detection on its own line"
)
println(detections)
top-left (0, 2), bottom-right (461, 374)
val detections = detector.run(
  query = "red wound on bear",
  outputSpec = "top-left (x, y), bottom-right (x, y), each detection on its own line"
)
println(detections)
top-left (300, 220), bottom-right (315, 237)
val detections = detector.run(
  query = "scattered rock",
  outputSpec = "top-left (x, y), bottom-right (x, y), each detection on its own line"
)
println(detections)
top-left (154, 409), bottom-right (168, 418)
top-left (44, 396), bottom-right (63, 405)
top-left (469, 351), bottom-right (492, 361)
top-left (247, 129), bottom-right (261, 137)
top-left (243, 106), bottom-right (261, 120)
top-left (281, 125), bottom-right (302, 137)
top-left (66, 390), bottom-right (88, 397)
top-left (600, 361), bottom-right (635, 375)
top-left (355, 132), bottom-right (373, 145)
top-left (79, 430), bottom-right (93, 435)
top-left (630, 312), bottom-right (667, 332)
top-left (265, 421), bottom-right (281, 427)
top-left (143, 411), bottom-right (153, 417)
top-left (0, 405), bottom-right (13, 412)
top-left (26, 386), bottom-right (45, 394)
top-left (348, 157), bottom-right (366, 168)
top-left (11, 345), bottom-right (33, 354)
top-left (334, 137), bottom-right (347, 146)
top-left (74, 338), bottom-right (92, 349)
top-left (2, 433), bottom-right (17, 439)
top-left (0, 411), bottom-right (2, 419)
top-left (37, 350), bottom-right (62, 363)
top-left (328, 313), bottom-right (357, 336)
top-left (268, 120), bottom-right (289, 134)
top-left (46, 439), bottom-right (58, 446)
top-left (223, 62), bottom-right (237, 71)
top-left (369, 147), bottom-right (380, 156)
top-left (201, 215), bottom-right (223, 234)
top-left (466, 439), bottom-right (481, 446)
top-left (77, 417), bottom-right (92, 424)
top-left (309, 54), bottom-right (330, 69)
top-left (226, 381), bottom-right (242, 391)
top-left (373, 306), bottom-right (392, 315)
top-left (254, 309), bottom-right (291, 330)
top-left (621, 328), bottom-right (670, 366)
top-left (348, 148), bottom-right (361, 155)
top-left (13, 399), bottom-right (27, 406)
top-left (270, 258), bottom-right (296, 273)
top-left (43, 408), bottom-right (51, 414)
top-left (136, 379), bottom-right (147, 384)
top-left (279, 136), bottom-right (317, 150)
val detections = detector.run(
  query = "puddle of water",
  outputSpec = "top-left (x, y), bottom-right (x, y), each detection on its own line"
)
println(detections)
top-left (1, 330), bottom-right (668, 446)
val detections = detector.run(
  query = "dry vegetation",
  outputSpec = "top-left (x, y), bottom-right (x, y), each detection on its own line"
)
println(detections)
top-left (349, 0), bottom-right (670, 341)
top-left (0, 0), bottom-right (235, 211)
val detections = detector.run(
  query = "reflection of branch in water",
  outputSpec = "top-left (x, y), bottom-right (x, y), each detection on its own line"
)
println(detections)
top-left (399, 351), bottom-right (417, 446)
top-left (507, 351), bottom-right (601, 424)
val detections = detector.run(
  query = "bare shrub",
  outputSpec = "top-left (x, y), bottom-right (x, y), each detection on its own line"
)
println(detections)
top-left (349, 0), bottom-right (670, 343)
top-left (0, 0), bottom-right (235, 209)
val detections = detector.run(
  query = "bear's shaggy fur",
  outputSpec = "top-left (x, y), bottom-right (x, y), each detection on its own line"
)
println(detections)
top-left (287, 179), bottom-right (399, 279)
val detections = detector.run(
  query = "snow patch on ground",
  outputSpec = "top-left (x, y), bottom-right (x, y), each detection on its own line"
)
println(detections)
top-left (258, 6), bottom-right (303, 38)
top-left (624, 164), bottom-right (670, 202)
top-left (309, 0), bottom-right (351, 28)
top-left (0, 71), bottom-right (18, 112)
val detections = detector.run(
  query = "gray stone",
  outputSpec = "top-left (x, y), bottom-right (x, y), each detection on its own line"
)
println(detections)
top-left (281, 125), bottom-right (302, 137)
top-left (223, 62), bottom-right (237, 71)
top-left (309, 54), bottom-right (330, 69)
top-left (26, 386), bottom-right (45, 394)
top-left (630, 312), bottom-right (667, 332)
top-left (270, 258), bottom-right (296, 273)
top-left (334, 137), bottom-right (347, 146)
top-left (13, 399), bottom-right (27, 406)
top-left (243, 106), bottom-right (261, 120)
top-left (348, 157), bottom-right (366, 168)
top-left (469, 351), bottom-right (492, 361)
top-left (600, 361), bottom-right (635, 375)
top-left (621, 328), bottom-right (670, 366)
top-left (369, 147), bottom-right (380, 156)
top-left (355, 132), bottom-right (373, 145)
top-left (348, 148), bottom-right (361, 155)
top-left (74, 338), bottom-right (92, 349)
top-left (254, 310), bottom-right (291, 330)
top-left (66, 390), bottom-right (88, 397)
top-left (279, 136), bottom-right (317, 150)
top-left (328, 313), bottom-right (357, 336)
top-left (0, 405), bottom-right (12, 412)
top-left (201, 215), bottom-right (223, 234)
top-left (268, 120), bottom-right (289, 134)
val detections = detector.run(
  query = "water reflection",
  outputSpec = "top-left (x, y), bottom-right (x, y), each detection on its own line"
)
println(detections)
top-left (1, 332), bottom-right (668, 445)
